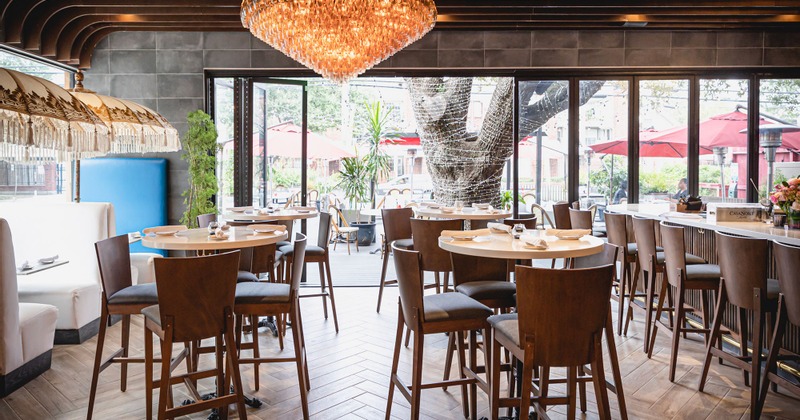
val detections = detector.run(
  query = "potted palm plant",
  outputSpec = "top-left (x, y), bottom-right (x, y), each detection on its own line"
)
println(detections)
top-left (336, 154), bottom-right (375, 245)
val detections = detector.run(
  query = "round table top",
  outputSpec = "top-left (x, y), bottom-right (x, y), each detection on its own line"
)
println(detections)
top-left (414, 207), bottom-right (513, 220)
top-left (141, 227), bottom-right (288, 251)
top-left (359, 208), bottom-right (383, 217)
top-left (222, 209), bottom-right (318, 221)
top-left (439, 232), bottom-right (605, 260)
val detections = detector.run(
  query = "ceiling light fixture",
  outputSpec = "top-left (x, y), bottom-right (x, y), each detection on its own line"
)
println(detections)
top-left (241, 0), bottom-right (437, 83)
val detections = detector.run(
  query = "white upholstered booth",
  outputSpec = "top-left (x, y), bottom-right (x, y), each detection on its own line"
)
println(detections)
top-left (0, 218), bottom-right (58, 397)
top-left (0, 201), bottom-right (159, 343)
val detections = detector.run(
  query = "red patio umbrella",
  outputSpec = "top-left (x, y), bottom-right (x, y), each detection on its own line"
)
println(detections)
top-left (589, 127), bottom-right (714, 157)
top-left (265, 123), bottom-right (354, 160)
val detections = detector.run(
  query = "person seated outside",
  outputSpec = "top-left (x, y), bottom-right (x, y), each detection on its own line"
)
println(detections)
top-left (673, 177), bottom-right (689, 200)
top-left (613, 180), bottom-right (628, 204)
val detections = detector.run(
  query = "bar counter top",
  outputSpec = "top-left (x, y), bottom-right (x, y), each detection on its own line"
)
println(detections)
top-left (606, 203), bottom-right (800, 246)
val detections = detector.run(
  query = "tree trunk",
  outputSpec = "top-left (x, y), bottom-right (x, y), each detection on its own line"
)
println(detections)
top-left (406, 78), bottom-right (604, 207)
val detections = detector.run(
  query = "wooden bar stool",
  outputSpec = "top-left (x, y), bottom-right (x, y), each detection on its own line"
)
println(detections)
top-left (409, 218), bottom-right (463, 294)
top-left (442, 253), bottom-right (516, 388)
top-left (603, 211), bottom-right (640, 336)
top-left (235, 234), bottom-right (311, 419)
top-left (377, 207), bottom-right (415, 312)
top-left (648, 222), bottom-right (721, 381)
top-left (756, 241), bottom-right (800, 418)
top-left (143, 251), bottom-right (246, 420)
top-left (88, 234), bottom-right (162, 420)
top-left (387, 245), bottom-right (493, 420)
top-left (698, 232), bottom-right (780, 418)
top-left (280, 212), bottom-right (339, 332)
top-left (631, 216), bottom-right (706, 352)
top-left (488, 264), bottom-right (614, 420)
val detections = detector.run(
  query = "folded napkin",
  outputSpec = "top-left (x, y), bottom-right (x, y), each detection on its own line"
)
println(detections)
top-left (247, 224), bottom-right (286, 232)
top-left (545, 229), bottom-right (591, 237)
top-left (214, 229), bottom-right (229, 239)
top-left (473, 203), bottom-right (491, 209)
top-left (440, 206), bottom-right (456, 213)
top-left (487, 222), bottom-right (511, 233)
top-left (38, 255), bottom-right (58, 264)
top-left (441, 228), bottom-right (490, 238)
top-left (220, 224), bottom-right (231, 231)
top-left (259, 208), bottom-right (276, 214)
top-left (523, 238), bottom-right (549, 249)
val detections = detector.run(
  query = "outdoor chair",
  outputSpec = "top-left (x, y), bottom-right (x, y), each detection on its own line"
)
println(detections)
top-left (530, 203), bottom-right (554, 229)
top-left (328, 205), bottom-right (359, 254)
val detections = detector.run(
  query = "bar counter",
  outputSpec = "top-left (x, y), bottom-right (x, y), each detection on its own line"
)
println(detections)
top-left (607, 202), bottom-right (800, 359)
top-left (606, 203), bottom-right (800, 247)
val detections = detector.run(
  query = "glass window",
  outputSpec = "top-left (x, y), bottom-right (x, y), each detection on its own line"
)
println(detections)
top-left (699, 79), bottom-right (749, 203)
top-left (579, 80), bottom-right (629, 216)
top-left (214, 78), bottom-right (235, 210)
top-left (517, 80), bottom-right (569, 213)
top-left (758, 79), bottom-right (800, 200)
top-left (638, 79), bottom-right (689, 202)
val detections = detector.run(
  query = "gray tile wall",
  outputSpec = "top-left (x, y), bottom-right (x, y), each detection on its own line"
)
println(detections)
top-left (85, 29), bottom-right (800, 223)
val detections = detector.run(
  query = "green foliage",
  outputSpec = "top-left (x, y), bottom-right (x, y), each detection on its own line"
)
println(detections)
top-left (360, 100), bottom-right (395, 205)
top-left (500, 190), bottom-right (524, 210)
top-left (588, 155), bottom-right (628, 200)
top-left (312, 173), bottom-right (341, 194)
top-left (337, 155), bottom-right (370, 208)
top-left (181, 110), bottom-right (220, 228)
top-left (269, 166), bottom-right (302, 188)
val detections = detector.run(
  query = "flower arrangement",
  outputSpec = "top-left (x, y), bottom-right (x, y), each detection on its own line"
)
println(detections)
top-left (770, 175), bottom-right (800, 228)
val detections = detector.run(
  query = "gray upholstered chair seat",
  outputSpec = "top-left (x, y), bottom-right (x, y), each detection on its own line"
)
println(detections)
top-left (234, 282), bottom-right (291, 304)
top-left (141, 304), bottom-right (161, 327)
top-left (423, 292), bottom-right (492, 323)
top-left (656, 251), bottom-right (706, 265)
top-left (107, 283), bottom-right (158, 305)
top-left (684, 264), bottom-right (721, 281)
top-left (237, 270), bottom-right (259, 283)
top-left (392, 238), bottom-right (414, 250)
top-left (280, 244), bottom-right (325, 256)
top-left (456, 281), bottom-right (516, 304)
top-left (487, 313), bottom-right (520, 348)
top-left (626, 243), bottom-right (663, 255)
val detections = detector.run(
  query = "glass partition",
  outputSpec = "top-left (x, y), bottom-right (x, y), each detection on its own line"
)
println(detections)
top-left (517, 80), bottom-right (569, 214)
top-left (214, 78), bottom-right (235, 210)
top-left (638, 79), bottom-right (689, 202)
top-left (699, 79), bottom-right (749, 202)
top-left (579, 80), bottom-right (629, 218)
top-left (758, 79), bottom-right (800, 200)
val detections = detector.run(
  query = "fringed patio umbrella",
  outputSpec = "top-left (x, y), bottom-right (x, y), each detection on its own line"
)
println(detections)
top-left (0, 67), bottom-right (110, 162)
top-left (69, 71), bottom-right (180, 154)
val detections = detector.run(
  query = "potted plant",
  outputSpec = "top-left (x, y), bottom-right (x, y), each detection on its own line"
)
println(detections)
top-left (499, 190), bottom-right (525, 211)
top-left (336, 154), bottom-right (375, 245)
top-left (770, 174), bottom-right (800, 229)
top-left (360, 100), bottom-right (395, 208)
top-left (180, 110), bottom-right (220, 228)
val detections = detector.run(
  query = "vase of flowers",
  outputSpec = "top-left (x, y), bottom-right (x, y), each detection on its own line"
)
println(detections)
top-left (770, 175), bottom-right (800, 229)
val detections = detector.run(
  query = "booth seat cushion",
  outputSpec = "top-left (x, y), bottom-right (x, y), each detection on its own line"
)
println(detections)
top-left (130, 253), bottom-right (162, 285)
top-left (18, 303), bottom-right (57, 365)
top-left (15, 264), bottom-right (100, 331)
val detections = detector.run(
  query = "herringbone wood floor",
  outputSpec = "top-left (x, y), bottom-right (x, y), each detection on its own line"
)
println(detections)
top-left (3, 287), bottom-right (800, 420)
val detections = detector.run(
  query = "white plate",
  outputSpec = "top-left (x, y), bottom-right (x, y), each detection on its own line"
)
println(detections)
top-left (451, 236), bottom-right (476, 241)
top-left (252, 228), bottom-right (277, 234)
top-left (296, 209), bottom-right (311, 213)
top-left (556, 234), bottom-right (583, 240)
top-left (155, 230), bottom-right (179, 236)
top-left (208, 235), bottom-right (230, 240)
top-left (523, 244), bottom-right (548, 250)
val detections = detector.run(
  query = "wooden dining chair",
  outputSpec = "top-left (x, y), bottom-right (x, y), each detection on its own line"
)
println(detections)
top-left (387, 245), bottom-right (493, 420)
top-left (568, 208), bottom-right (593, 230)
top-left (503, 216), bottom-right (538, 230)
top-left (143, 251), bottom-right (246, 420)
top-left (409, 218), bottom-right (463, 294)
top-left (88, 234), bottom-right (162, 420)
top-left (196, 213), bottom-right (216, 229)
top-left (648, 222), bottom-right (721, 382)
top-left (756, 241), bottom-right (800, 418)
top-left (605, 211), bottom-right (641, 336)
top-left (280, 212), bottom-right (339, 332)
top-left (698, 232), bottom-right (780, 418)
top-left (235, 234), bottom-right (311, 418)
top-left (327, 205), bottom-right (359, 254)
top-left (530, 203), bottom-right (555, 229)
top-left (489, 264), bottom-right (614, 420)
top-left (377, 207), bottom-right (415, 312)
top-left (552, 201), bottom-right (572, 229)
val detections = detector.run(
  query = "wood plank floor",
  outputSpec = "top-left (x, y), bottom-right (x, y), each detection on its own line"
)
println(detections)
top-left (3, 286), bottom-right (800, 420)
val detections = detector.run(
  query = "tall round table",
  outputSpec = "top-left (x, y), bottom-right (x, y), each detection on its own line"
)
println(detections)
top-left (415, 207), bottom-right (512, 220)
top-left (222, 209), bottom-right (318, 222)
top-left (141, 227), bottom-right (288, 251)
top-left (440, 231), bottom-right (628, 420)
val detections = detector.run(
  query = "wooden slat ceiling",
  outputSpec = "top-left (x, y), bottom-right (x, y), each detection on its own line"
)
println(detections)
top-left (1, 0), bottom-right (799, 69)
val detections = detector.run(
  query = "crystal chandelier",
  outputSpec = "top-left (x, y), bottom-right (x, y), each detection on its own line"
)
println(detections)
top-left (241, 0), bottom-right (437, 83)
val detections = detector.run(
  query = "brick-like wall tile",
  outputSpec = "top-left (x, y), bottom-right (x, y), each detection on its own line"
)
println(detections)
top-left (157, 74), bottom-right (204, 98)
top-left (392, 50), bottom-right (437, 67)
top-left (625, 31), bottom-right (671, 49)
top-left (251, 50), bottom-right (301, 68)
top-left (764, 48), bottom-right (800, 66)
top-left (109, 32), bottom-right (155, 50)
top-left (717, 32), bottom-right (763, 48)
top-left (625, 48), bottom-right (671, 66)
top-left (203, 32), bottom-right (252, 50)
top-left (531, 49), bottom-right (579, 67)
top-left (485, 49), bottom-right (530, 67)
top-left (670, 49), bottom-right (716, 66)
top-left (439, 50), bottom-right (483, 67)
top-left (156, 32), bottom-right (203, 50)
top-left (672, 32), bottom-right (717, 49)
top-left (579, 49), bottom-right (625, 67)
top-left (485, 31), bottom-right (531, 49)
top-left (438, 31), bottom-right (483, 50)
top-left (110, 50), bottom-right (156, 74)
top-left (533, 31), bottom-right (578, 49)
top-left (579, 31), bottom-right (624, 49)
top-left (717, 48), bottom-right (762, 66)
top-left (406, 32), bottom-right (439, 50)
top-left (204, 50), bottom-right (250, 69)
top-left (156, 50), bottom-right (203, 74)
top-left (109, 74), bottom-right (157, 98)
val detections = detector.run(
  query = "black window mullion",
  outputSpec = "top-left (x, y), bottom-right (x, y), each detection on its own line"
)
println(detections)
top-left (629, 77), bottom-right (640, 204)
top-left (747, 75), bottom-right (760, 202)
top-left (688, 76), bottom-right (700, 197)
top-left (567, 78), bottom-right (580, 204)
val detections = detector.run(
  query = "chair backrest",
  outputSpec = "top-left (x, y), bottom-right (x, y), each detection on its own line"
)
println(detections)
top-left (450, 253), bottom-right (508, 287)
top-left (328, 205), bottom-right (351, 228)
top-left (715, 231), bottom-right (769, 310)
top-left (0, 218), bottom-right (23, 374)
top-left (774, 241), bottom-right (800, 326)
top-left (572, 243), bottom-right (619, 275)
top-left (95, 234), bottom-right (134, 301)
top-left (196, 213), bottom-right (217, 228)
top-left (307, 189), bottom-right (319, 203)
top-left (503, 216), bottom-right (537, 230)
top-left (632, 217), bottom-right (658, 270)
top-left (382, 207), bottom-right (414, 243)
top-left (317, 212), bottom-right (332, 249)
top-left (530, 203), bottom-right (554, 229)
top-left (250, 243), bottom-right (278, 277)
top-left (392, 245), bottom-right (425, 329)
top-left (288, 233), bottom-right (308, 296)
top-left (153, 251), bottom-right (240, 342)
top-left (516, 265), bottom-right (613, 367)
top-left (410, 218), bottom-right (462, 272)
top-left (660, 222), bottom-right (688, 288)
top-left (552, 201), bottom-right (572, 229)
top-left (604, 212), bottom-right (628, 250)
top-left (568, 208), bottom-right (593, 230)
top-left (571, 201), bottom-right (580, 209)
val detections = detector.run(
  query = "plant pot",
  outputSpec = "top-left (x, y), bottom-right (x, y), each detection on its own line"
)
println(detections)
top-left (353, 222), bottom-right (376, 245)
